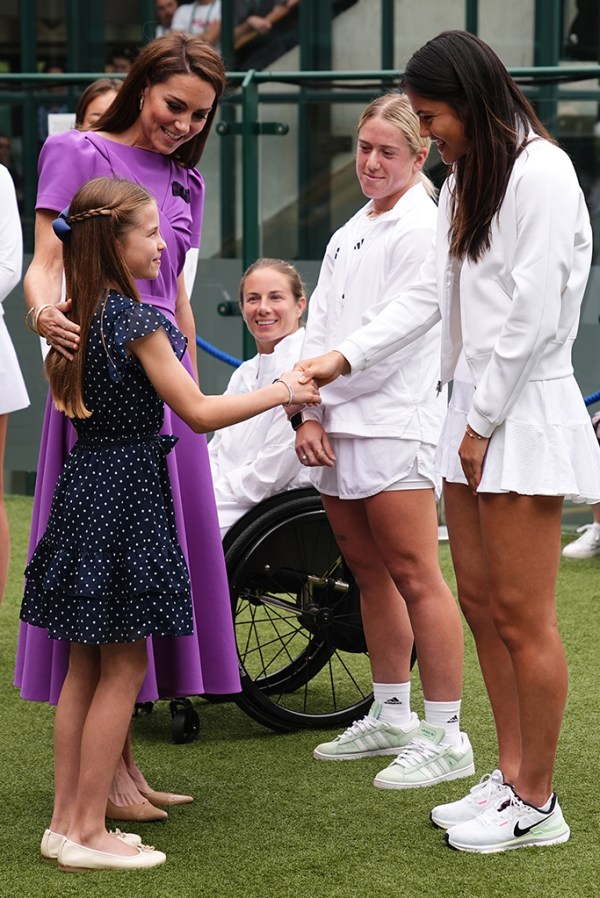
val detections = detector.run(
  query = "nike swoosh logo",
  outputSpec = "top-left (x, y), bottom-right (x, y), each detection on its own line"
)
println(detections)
top-left (514, 816), bottom-right (551, 838)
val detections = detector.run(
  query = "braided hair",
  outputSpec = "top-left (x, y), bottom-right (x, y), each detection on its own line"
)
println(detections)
top-left (46, 177), bottom-right (156, 418)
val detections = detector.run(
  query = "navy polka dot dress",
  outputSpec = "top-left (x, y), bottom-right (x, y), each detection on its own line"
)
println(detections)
top-left (20, 291), bottom-right (194, 644)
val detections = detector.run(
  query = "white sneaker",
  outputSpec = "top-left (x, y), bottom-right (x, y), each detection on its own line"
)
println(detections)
top-left (431, 769), bottom-right (510, 829)
top-left (446, 787), bottom-right (570, 853)
top-left (373, 722), bottom-right (475, 789)
top-left (313, 701), bottom-right (420, 760)
top-left (562, 523), bottom-right (600, 559)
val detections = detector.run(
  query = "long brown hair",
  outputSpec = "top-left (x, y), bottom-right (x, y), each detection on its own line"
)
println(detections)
top-left (403, 30), bottom-right (553, 262)
top-left (46, 177), bottom-right (155, 419)
top-left (75, 77), bottom-right (122, 129)
top-left (94, 32), bottom-right (227, 167)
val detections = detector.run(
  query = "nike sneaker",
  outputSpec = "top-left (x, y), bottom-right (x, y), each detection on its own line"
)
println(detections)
top-left (431, 769), bottom-right (510, 829)
top-left (446, 787), bottom-right (570, 853)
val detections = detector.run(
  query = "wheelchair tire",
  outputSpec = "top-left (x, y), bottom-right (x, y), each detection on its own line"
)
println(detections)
top-left (224, 489), bottom-right (374, 732)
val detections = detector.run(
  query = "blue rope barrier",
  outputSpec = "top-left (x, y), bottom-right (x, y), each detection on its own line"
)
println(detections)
top-left (196, 335), bottom-right (242, 368)
top-left (584, 389), bottom-right (600, 407)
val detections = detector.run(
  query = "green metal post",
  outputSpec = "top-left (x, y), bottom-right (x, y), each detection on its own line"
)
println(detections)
top-left (381, 0), bottom-right (395, 70)
top-left (241, 71), bottom-right (260, 358)
top-left (465, 0), bottom-right (478, 34)
top-left (20, 0), bottom-right (38, 249)
top-left (219, 1), bottom-right (238, 257)
top-left (534, 0), bottom-right (560, 132)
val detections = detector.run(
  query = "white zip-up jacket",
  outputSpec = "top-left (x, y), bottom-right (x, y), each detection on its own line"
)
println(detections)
top-left (208, 328), bottom-right (311, 532)
top-left (337, 138), bottom-right (593, 438)
top-left (302, 182), bottom-right (444, 442)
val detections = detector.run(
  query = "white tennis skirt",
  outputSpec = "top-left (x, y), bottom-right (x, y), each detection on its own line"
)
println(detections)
top-left (0, 316), bottom-right (29, 415)
top-left (312, 436), bottom-right (440, 501)
top-left (437, 359), bottom-right (600, 503)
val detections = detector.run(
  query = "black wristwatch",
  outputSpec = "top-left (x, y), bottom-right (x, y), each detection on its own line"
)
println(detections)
top-left (290, 411), bottom-right (308, 431)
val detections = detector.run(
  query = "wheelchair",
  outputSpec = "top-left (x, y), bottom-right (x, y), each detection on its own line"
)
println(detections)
top-left (222, 488), bottom-right (373, 733)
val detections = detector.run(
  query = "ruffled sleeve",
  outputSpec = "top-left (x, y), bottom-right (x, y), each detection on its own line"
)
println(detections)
top-left (104, 294), bottom-right (187, 381)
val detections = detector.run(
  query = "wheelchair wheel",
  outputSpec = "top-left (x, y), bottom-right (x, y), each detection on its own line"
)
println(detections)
top-left (224, 489), bottom-right (373, 732)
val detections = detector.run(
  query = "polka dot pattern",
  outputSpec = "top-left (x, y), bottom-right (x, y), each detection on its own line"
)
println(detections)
top-left (21, 291), bottom-right (194, 645)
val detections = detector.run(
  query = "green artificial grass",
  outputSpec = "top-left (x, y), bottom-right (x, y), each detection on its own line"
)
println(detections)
top-left (1, 494), bottom-right (599, 898)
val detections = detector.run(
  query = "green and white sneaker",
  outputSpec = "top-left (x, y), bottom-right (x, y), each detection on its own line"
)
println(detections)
top-left (446, 788), bottom-right (570, 853)
top-left (313, 701), bottom-right (420, 760)
top-left (373, 721), bottom-right (474, 789)
top-left (431, 769), bottom-right (509, 829)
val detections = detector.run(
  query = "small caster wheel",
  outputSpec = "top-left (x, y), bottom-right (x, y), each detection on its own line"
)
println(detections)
top-left (134, 701), bottom-right (154, 717)
top-left (170, 698), bottom-right (200, 744)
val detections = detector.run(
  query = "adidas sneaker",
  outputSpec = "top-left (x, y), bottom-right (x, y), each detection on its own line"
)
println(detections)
top-left (373, 722), bottom-right (474, 789)
top-left (313, 701), bottom-right (420, 760)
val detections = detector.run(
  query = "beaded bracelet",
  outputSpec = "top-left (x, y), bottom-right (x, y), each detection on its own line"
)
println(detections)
top-left (272, 377), bottom-right (294, 407)
top-left (465, 425), bottom-right (484, 440)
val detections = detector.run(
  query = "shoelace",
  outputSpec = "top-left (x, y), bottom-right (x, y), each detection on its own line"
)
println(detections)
top-left (467, 771), bottom-right (504, 803)
top-left (477, 790), bottom-right (527, 829)
top-left (391, 736), bottom-right (441, 768)
top-left (338, 713), bottom-right (381, 740)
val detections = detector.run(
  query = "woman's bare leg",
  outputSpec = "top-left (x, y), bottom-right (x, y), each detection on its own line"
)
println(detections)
top-left (364, 488), bottom-right (463, 700)
top-left (320, 494), bottom-right (414, 684)
top-left (443, 481), bottom-right (521, 783)
top-left (478, 492), bottom-right (566, 806)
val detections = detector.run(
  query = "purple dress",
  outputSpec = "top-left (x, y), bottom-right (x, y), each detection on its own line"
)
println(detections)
top-left (14, 130), bottom-right (241, 703)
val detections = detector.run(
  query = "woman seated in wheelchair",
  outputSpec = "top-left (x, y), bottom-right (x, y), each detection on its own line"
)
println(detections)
top-left (208, 258), bottom-right (312, 538)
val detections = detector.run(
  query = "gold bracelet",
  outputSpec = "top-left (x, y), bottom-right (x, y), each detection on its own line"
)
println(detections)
top-left (465, 425), bottom-right (484, 440)
top-left (25, 307), bottom-right (38, 335)
top-left (33, 303), bottom-right (54, 336)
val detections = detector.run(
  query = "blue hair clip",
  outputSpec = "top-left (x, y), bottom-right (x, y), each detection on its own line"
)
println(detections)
top-left (52, 206), bottom-right (72, 243)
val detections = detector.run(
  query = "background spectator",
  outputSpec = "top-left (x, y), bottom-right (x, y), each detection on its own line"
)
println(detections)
top-left (155, 0), bottom-right (180, 37)
top-left (171, 1), bottom-right (222, 48)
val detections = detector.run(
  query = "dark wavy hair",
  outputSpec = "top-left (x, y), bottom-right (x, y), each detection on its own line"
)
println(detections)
top-left (403, 30), bottom-right (553, 262)
top-left (94, 32), bottom-right (227, 168)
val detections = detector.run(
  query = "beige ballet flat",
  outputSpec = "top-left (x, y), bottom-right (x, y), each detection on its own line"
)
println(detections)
top-left (106, 798), bottom-right (167, 822)
top-left (41, 828), bottom-right (142, 860)
top-left (138, 789), bottom-right (193, 807)
top-left (58, 838), bottom-right (166, 872)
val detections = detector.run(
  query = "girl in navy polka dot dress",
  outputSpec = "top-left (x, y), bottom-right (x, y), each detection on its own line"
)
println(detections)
top-left (20, 176), bottom-right (320, 873)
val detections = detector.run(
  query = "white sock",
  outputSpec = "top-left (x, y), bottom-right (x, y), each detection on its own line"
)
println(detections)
top-left (424, 699), bottom-right (462, 747)
top-left (373, 682), bottom-right (412, 726)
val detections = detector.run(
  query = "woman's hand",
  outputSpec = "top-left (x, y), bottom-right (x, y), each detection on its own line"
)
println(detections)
top-left (279, 369), bottom-right (321, 408)
top-left (458, 427), bottom-right (490, 493)
top-left (294, 350), bottom-right (350, 386)
top-left (295, 420), bottom-right (336, 468)
top-left (37, 299), bottom-right (80, 360)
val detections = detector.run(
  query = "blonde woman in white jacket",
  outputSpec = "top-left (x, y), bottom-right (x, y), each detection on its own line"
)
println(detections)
top-left (296, 94), bottom-right (473, 788)
top-left (297, 31), bottom-right (600, 854)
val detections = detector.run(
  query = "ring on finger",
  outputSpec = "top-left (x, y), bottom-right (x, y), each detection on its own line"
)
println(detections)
top-left (301, 455), bottom-right (308, 462)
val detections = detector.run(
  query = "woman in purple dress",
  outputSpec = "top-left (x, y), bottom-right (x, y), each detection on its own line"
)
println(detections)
top-left (15, 33), bottom-right (240, 819)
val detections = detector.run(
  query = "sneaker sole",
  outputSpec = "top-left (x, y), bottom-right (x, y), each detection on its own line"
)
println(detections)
top-left (314, 746), bottom-right (406, 761)
top-left (445, 824), bottom-right (571, 853)
top-left (373, 761), bottom-right (475, 790)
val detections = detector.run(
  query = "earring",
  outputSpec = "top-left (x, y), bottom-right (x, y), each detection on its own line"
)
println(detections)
top-left (139, 96), bottom-right (144, 111)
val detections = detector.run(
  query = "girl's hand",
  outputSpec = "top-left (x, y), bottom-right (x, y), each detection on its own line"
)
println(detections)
top-left (295, 420), bottom-right (336, 468)
top-left (458, 427), bottom-right (490, 493)
top-left (294, 350), bottom-right (350, 386)
top-left (37, 299), bottom-right (80, 360)
top-left (279, 369), bottom-right (321, 407)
